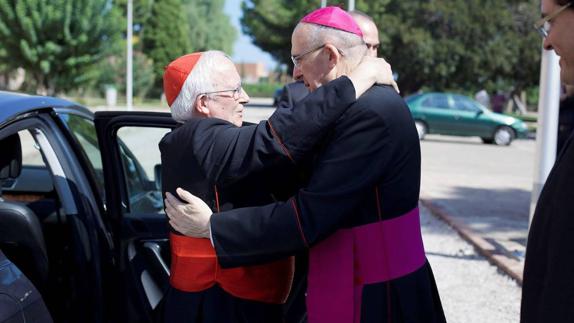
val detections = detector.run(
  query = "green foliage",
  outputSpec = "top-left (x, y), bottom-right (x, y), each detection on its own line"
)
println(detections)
top-left (241, 0), bottom-right (319, 69)
top-left (243, 82), bottom-right (281, 97)
top-left (240, 0), bottom-right (541, 95)
top-left (526, 86), bottom-right (540, 109)
top-left (143, 0), bottom-right (192, 91)
top-left (0, 0), bottom-right (123, 95)
top-left (0, 47), bottom-right (7, 73)
top-left (97, 50), bottom-right (155, 99)
top-left (183, 0), bottom-right (237, 54)
top-left (115, 0), bottom-right (154, 51)
top-left (372, 0), bottom-right (541, 94)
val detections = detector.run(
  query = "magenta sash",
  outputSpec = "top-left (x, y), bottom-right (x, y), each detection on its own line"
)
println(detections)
top-left (306, 207), bottom-right (426, 323)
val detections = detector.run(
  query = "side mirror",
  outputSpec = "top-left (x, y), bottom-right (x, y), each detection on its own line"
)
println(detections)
top-left (476, 110), bottom-right (484, 117)
top-left (154, 164), bottom-right (162, 191)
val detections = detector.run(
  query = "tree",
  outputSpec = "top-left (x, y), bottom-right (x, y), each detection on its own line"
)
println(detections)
top-left (240, 0), bottom-right (541, 94)
top-left (371, 0), bottom-right (541, 94)
top-left (97, 50), bottom-right (155, 99)
top-left (183, 0), bottom-right (237, 54)
top-left (143, 0), bottom-right (192, 90)
top-left (0, 0), bottom-right (122, 95)
top-left (240, 0), bottom-right (387, 69)
top-left (0, 47), bottom-right (9, 90)
top-left (241, 0), bottom-right (319, 69)
top-left (115, 0), bottom-right (154, 51)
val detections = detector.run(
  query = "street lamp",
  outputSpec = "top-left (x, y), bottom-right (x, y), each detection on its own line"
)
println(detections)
top-left (126, 0), bottom-right (133, 111)
top-left (321, 1), bottom-right (354, 10)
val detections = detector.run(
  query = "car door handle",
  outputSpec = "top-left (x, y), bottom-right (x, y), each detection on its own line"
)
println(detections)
top-left (143, 241), bottom-right (170, 276)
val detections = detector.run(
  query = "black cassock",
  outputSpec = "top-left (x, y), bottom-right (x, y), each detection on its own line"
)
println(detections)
top-left (189, 80), bottom-right (446, 323)
top-left (160, 77), bottom-right (357, 323)
top-left (277, 81), bottom-right (309, 109)
top-left (521, 133), bottom-right (574, 323)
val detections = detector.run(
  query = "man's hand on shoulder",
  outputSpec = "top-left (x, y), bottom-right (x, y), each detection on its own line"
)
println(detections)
top-left (348, 56), bottom-right (399, 97)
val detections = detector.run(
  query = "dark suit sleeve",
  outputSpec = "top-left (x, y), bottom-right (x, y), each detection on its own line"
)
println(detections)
top-left (191, 76), bottom-right (356, 185)
top-left (211, 102), bottom-right (396, 267)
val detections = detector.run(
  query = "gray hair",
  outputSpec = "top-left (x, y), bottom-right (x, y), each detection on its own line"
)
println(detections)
top-left (296, 23), bottom-right (367, 74)
top-left (170, 50), bottom-right (231, 123)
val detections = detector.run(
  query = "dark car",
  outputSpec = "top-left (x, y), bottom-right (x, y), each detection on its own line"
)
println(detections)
top-left (0, 91), bottom-right (179, 322)
top-left (405, 92), bottom-right (529, 145)
top-left (272, 87), bottom-right (283, 107)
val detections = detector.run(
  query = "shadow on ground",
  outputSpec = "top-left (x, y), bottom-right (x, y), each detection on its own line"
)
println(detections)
top-left (422, 186), bottom-right (530, 235)
top-left (425, 251), bottom-right (482, 261)
top-left (423, 136), bottom-right (485, 146)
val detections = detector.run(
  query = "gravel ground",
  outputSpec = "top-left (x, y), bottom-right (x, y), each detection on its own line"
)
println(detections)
top-left (420, 205), bottom-right (522, 323)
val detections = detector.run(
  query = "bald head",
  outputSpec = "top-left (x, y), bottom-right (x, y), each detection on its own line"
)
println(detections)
top-left (349, 11), bottom-right (380, 57)
top-left (290, 22), bottom-right (366, 90)
top-left (293, 22), bottom-right (366, 73)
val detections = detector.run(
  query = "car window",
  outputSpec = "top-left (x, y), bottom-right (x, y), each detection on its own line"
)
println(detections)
top-left (405, 93), bottom-right (424, 105)
top-left (19, 130), bottom-right (46, 167)
top-left (1, 130), bottom-right (50, 192)
top-left (116, 127), bottom-right (170, 214)
top-left (453, 96), bottom-right (481, 112)
top-left (421, 94), bottom-right (450, 109)
top-left (58, 114), bottom-right (106, 201)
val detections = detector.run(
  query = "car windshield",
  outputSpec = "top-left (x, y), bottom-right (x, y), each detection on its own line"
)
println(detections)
top-left (453, 95), bottom-right (482, 112)
top-left (454, 95), bottom-right (486, 113)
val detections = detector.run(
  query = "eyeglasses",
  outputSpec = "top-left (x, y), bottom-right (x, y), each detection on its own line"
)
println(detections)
top-left (201, 85), bottom-right (243, 100)
top-left (534, 2), bottom-right (572, 38)
top-left (365, 43), bottom-right (380, 51)
top-left (291, 45), bottom-right (326, 67)
top-left (290, 44), bottom-right (348, 67)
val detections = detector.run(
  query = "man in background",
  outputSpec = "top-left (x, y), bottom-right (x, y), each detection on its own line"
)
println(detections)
top-left (349, 10), bottom-right (380, 57)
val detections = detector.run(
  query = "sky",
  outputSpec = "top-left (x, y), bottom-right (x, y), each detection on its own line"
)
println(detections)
top-left (223, 0), bottom-right (278, 70)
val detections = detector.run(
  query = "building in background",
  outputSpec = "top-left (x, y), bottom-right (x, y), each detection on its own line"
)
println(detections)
top-left (235, 62), bottom-right (268, 84)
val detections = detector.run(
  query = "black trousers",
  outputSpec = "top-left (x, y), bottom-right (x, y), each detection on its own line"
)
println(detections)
top-left (163, 285), bottom-right (283, 323)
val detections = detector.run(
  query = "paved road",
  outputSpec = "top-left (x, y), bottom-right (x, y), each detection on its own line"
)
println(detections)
top-left (420, 134), bottom-right (532, 278)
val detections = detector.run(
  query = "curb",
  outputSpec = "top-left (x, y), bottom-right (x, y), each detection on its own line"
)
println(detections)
top-left (420, 198), bottom-right (524, 286)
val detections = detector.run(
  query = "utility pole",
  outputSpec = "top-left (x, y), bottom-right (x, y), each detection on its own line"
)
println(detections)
top-left (126, 0), bottom-right (133, 111)
top-left (348, 0), bottom-right (355, 11)
top-left (321, 0), bottom-right (327, 7)
top-left (530, 46), bottom-right (561, 224)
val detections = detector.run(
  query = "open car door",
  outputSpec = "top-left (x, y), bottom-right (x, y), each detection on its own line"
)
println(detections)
top-left (94, 111), bottom-right (177, 322)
